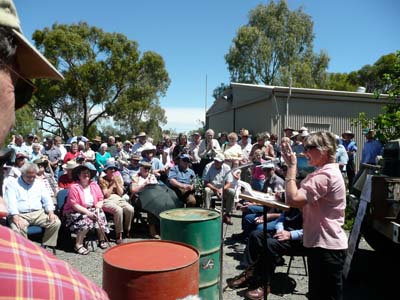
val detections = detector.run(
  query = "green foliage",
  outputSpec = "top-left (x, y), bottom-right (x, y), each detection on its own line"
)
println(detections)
top-left (344, 203), bottom-right (356, 231)
top-left (224, 0), bottom-right (329, 88)
top-left (212, 83), bottom-right (229, 100)
top-left (348, 53), bottom-right (398, 93)
top-left (7, 106), bottom-right (39, 142)
top-left (30, 22), bottom-right (170, 141)
top-left (352, 51), bottom-right (400, 144)
top-left (324, 72), bottom-right (358, 91)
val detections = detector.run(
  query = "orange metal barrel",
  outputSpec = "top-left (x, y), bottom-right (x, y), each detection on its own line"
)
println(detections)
top-left (103, 240), bottom-right (199, 300)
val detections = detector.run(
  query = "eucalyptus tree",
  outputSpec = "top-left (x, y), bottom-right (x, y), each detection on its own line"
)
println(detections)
top-left (225, 0), bottom-right (329, 88)
top-left (30, 22), bottom-right (170, 140)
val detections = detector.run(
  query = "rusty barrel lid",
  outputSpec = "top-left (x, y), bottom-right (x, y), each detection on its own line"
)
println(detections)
top-left (103, 240), bottom-right (199, 272)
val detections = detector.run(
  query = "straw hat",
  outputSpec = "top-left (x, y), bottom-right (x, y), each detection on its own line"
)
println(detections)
top-left (141, 144), bottom-right (156, 153)
top-left (342, 130), bottom-right (354, 138)
top-left (139, 161), bottom-right (152, 168)
top-left (92, 136), bottom-right (102, 142)
top-left (62, 160), bottom-right (78, 170)
top-left (136, 132), bottom-right (147, 138)
top-left (129, 154), bottom-right (142, 161)
top-left (214, 152), bottom-right (225, 162)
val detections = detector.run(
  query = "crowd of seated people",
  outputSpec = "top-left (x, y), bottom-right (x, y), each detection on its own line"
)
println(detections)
top-left (2, 127), bottom-right (337, 251)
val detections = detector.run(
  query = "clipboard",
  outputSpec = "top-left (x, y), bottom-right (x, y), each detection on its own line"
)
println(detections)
top-left (240, 190), bottom-right (290, 211)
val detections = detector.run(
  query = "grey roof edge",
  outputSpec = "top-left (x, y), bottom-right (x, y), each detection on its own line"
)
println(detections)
top-left (230, 82), bottom-right (389, 99)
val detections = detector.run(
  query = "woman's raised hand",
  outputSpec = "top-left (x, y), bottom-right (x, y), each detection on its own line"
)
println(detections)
top-left (280, 142), bottom-right (297, 167)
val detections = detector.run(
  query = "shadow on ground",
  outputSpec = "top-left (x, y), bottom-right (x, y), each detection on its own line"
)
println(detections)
top-left (344, 248), bottom-right (398, 299)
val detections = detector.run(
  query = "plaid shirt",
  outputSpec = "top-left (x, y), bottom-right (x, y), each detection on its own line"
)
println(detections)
top-left (0, 226), bottom-right (109, 299)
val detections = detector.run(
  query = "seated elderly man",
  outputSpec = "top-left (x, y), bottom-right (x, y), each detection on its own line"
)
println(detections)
top-left (168, 154), bottom-right (197, 207)
top-left (227, 208), bottom-right (304, 300)
top-left (4, 162), bottom-right (61, 249)
top-left (34, 158), bottom-right (59, 205)
top-left (202, 152), bottom-right (235, 225)
top-left (121, 154), bottom-right (142, 187)
top-left (240, 162), bottom-right (284, 239)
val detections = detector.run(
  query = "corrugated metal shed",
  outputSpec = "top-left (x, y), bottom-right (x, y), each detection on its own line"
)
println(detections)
top-left (206, 82), bottom-right (390, 166)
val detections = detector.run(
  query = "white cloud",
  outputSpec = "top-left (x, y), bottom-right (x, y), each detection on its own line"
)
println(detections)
top-left (163, 107), bottom-right (205, 133)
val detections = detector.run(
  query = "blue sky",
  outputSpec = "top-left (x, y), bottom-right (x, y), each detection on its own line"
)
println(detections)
top-left (14, 0), bottom-right (399, 132)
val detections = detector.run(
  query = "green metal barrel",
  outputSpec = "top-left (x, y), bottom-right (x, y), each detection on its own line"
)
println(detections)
top-left (160, 208), bottom-right (221, 300)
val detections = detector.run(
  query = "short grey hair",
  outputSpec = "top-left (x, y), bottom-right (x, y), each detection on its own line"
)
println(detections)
top-left (205, 129), bottom-right (214, 136)
top-left (20, 162), bottom-right (39, 175)
top-left (305, 131), bottom-right (337, 163)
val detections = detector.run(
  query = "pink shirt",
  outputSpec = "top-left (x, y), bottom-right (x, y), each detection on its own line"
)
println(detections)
top-left (252, 159), bottom-right (266, 180)
top-left (298, 163), bottom-right (348, 250)
top-left (63, 181), bottom-right (104, 214)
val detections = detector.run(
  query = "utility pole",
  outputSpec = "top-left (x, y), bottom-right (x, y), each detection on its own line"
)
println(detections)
top-left (205, 74), bottom-right (208, 115)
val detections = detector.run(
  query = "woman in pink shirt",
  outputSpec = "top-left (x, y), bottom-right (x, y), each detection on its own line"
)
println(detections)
top-left (63, 163), bottom-right (109, 255)
top-left (281, 131), bottom-right (347, 300)
top-left (250, 149), bottom-right (266, 191)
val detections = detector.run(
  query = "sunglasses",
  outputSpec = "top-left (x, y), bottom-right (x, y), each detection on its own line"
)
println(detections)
top-left (304, 145), bottom-right (317, 152)
top-left (0, 61), bottom-right (37, 109)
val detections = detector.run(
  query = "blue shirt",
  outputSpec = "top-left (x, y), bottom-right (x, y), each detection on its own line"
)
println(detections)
top-left (336, 144), bottom-right (349, 165)
top-left (168, 165), bottom-right (195, 185)
top-left (144, 157), bottom-right (164, 171)
top-left (274, 213), bottom-right (303, 241)
top-left (361, 139), bottom-right (383, 164)
top-left (202, 162), bottom-right (233, 188)
top-left (5, 177), bottom-right (54, 216)
top-left (341, 139), bottom-right (357, 161)
top-left (121, 165), bottom-right (140, 185)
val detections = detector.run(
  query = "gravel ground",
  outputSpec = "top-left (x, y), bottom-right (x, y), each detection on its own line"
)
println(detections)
top-left (51, 209), bottom-right (397, 300)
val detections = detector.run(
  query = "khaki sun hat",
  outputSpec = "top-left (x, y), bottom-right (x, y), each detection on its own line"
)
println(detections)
top-left (214, 152), bottom-right (225, 162)
top-left (136, 132), bottom-right (147, 138)
top-left (92, 136), bottom-right (102, 142)
top-left (62, 160), bottom-right (78, 170)
top-left (139, 161), bottom-right (152, 168)
top-left (342, 130), bottom-right (355, 138)
top-left (0, 0), bottom-right (63, 80)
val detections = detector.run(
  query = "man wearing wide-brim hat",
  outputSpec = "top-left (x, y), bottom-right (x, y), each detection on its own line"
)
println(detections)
top-left (132, 132), bottom-right (152, 156)
top-left (168, 154), bottom-right (197, 207)
top-left (361, 128), bottom-right (383, 166)
top-left (90, 136), bottom-right (102, 152)
top-left (98, 162), bottom-right (134, 244)
top-left (121, 154), bottom-right (142, 186)
top-left (140, 144), bottom-right (166, 180)
top-left (0, 1), bottom-right (109, 299)
top-left (283, 126), bottom-right (294, 138)
top-left (341, 130), bottom-right (357, 190)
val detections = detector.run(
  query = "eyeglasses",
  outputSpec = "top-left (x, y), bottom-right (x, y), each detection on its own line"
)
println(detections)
top-left (0, 60), bottom-right (37, 109)
top-left (304, 145), bottom-right (317, 152)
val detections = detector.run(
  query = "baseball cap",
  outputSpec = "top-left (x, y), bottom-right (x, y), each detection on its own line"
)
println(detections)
top-left (180, 154), bottom-right (191, 161)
